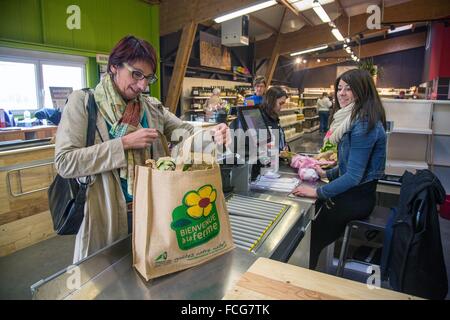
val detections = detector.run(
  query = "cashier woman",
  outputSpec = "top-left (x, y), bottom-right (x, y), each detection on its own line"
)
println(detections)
top-left (292, 69), bottom-right (387, 270)
top-left (55, 35), bottom-right (230, 263)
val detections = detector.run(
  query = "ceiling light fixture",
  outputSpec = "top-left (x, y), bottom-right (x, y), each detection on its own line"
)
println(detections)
top-left (291, 0), bottom-right (334, 12)
top-left (312, 2), bottom-right (331, 23)
top-left (387, 24), bottom-right (413, 34)
top-left (345, 46), bottom-right (352, 54)
top-left (303, 59), bottom-right (307, 64)
top-left (317, 58), bottom-right (321, 63)
top-left (214, 0), bottom-right (277, 23)
top-left (295, 57), bottom-right (302, 64)
top-left (290, 44), bottom-right (329, 56)
top-left (331, 28), bottom-right (344, 41)
top-left (345, 38), bottom-right (351, 43)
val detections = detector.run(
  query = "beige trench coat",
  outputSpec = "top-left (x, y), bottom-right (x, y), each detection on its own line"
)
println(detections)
top-left (55, 90), bottom-right (194, 263)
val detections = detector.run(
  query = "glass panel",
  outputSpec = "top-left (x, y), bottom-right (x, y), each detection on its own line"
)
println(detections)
top-left (0, 60), bottom-right (38, 110)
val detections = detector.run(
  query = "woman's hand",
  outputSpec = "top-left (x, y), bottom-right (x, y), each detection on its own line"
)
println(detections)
top-left (121, 128), bottom-right (158, 150)
top-left (314, 164), bottom-right (327, 179)
top-left (292, 185), bottom-right (318, 198)
top-left (210, 123), bottom-right (231, 146)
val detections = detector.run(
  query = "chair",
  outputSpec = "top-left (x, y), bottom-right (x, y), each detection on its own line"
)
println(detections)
top-left (336, 206), bottom-right (391, 277)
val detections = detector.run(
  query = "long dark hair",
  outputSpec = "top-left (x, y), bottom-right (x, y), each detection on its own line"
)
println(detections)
top-left (107, 35), bottom-right (157, 74)
top-left (333, 69), bottom-right (386, 131)
top-left (262, 86), bottom-right (288, 120)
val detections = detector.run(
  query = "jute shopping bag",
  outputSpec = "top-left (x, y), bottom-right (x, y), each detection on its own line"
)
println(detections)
top-left (132, 131), bottom-right (235, 280)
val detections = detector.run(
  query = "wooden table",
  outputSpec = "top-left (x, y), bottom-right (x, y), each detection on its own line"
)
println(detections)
top-left (223, 257), bottom-right (422, 300)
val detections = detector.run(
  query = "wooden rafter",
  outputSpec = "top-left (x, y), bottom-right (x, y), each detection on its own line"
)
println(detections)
top-left (278, 0), bottom-right (314, 26)
top-left (160, 0), bottom-right (257, 36)
top-left (265, 8), bottom-right (287, 85)
top-left (303, 31), bottom-right (427, 70)
top-left (250, 14), bottom-right (278, 34)
top-left (256, 0), bottom-right (450, 59)
top-left (165, 20), bottom-right (197, 113)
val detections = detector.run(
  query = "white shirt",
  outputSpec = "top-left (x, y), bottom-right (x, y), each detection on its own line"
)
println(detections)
top-left (317, 97), bottom-right (332, 112)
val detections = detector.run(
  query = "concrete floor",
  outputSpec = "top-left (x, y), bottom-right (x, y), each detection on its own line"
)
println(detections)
top-left (1, 131), bottom-right (449, 299)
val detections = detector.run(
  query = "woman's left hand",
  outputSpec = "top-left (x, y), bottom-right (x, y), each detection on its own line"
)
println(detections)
top-left (292, 185), bottom-right (318, 198)
top-left (211, 123), bottom-right (231, 146)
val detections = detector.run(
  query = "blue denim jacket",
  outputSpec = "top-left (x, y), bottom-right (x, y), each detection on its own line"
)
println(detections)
top-left (316, 119), bottom-right (386, 200)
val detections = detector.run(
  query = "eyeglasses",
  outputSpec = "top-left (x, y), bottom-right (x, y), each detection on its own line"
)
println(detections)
top-left (122, 63), bottom-right (158, 84)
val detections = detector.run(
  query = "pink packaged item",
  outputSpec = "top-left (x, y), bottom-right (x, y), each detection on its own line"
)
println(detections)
top-left (290, 154), bottom-right (335, 181)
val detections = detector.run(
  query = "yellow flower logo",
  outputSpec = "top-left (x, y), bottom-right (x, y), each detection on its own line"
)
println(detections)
top-left (183, 185), bottom-right (217, 219)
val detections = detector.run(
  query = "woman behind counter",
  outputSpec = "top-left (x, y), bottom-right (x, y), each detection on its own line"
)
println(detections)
top-left (55, 35), bottom-right (229, 263)
top-left (293, 69), bottom-right (387, 270)
top-left (260, 86), bottom-right (290, 152)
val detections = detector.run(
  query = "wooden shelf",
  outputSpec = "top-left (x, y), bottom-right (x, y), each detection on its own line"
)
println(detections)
top-left (280, 107), bottom-right (302, 112)
top-left (304, 115), bottom-right (319, 120)
top-left (304, 125), bottom-right (320, 133)
top-left (281, 120), bottom-right (304, 128)
top-left (286, 132), bottom-right (304, 142)
top-left (189, 96), bottom-right (237, 99)
top-left (301, 105), bottom-right (317, 109)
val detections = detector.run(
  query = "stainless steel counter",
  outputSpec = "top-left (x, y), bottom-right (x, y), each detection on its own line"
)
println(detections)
top-left (31, 162), bottom-right (317, 300)
top-left (31, 235), bottom-right (258, 300)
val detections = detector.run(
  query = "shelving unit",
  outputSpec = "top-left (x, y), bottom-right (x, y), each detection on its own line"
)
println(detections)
top-left (303, 125), bottom-right (320, 133)
top-left (279, 86), bottom-right (303, 142)
top-left (299, 92), bottom-right (320, 134)
top-left (430, 100), bottom-right (450, 192)
top-left (383, 98), bottom-right (433, 176)
top-left (181, 77), bottom-right (251, 118)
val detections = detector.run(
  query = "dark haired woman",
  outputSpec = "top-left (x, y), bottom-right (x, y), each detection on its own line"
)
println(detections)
top-left (260, 86), bottom-right (289, 152)
top-left (292, 69), bottom-right (387, 270)
top-left (55, 35), bottom-right (229, 262)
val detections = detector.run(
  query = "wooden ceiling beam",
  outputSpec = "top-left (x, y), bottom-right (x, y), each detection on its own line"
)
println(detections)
top-left (301, 31), bottom-right (427, 70)
top-left (249, 14), bottom-right (278, 34)
top-left (277, 0), bottom-right (314, 26)
top-left (160, 0), bottom-right (258, 36)
top-left (255, 0), bottom-right (450, 59)
top-left (165, 21), bottom-right (197, 113)
top-left (265, 8), bottom-right (287, 85)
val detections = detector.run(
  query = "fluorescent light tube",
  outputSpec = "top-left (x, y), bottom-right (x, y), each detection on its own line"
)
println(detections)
top-left (331, 28), bottom-right (344, 41)
top-left (214, 0), bottom-right (277, 23)
top-left (292, 0), bottom-right (335, 12)
top-left (290, 44), bottom-right (328, 56)
top-left (313, 4), bottom-right (331, 23)
top-left (388, 24), bottom-right (413, 34)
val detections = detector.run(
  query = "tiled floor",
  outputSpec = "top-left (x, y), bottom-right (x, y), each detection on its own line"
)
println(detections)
top-left (0, 131), bottom-right (449, 299)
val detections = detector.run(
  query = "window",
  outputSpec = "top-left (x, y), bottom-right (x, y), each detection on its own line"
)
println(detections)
top-left (0, 60), bottom-right (38, 110)
top-left (42, 64), bottom-right (84, 108)
top-left (0, 47), bottom-right (86, 112)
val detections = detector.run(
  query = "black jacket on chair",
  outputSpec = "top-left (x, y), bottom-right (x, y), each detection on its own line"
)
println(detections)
top-left (381, 169), bottom-right (448, 299)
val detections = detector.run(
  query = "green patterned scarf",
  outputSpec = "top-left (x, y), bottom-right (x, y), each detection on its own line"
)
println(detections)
top-left (94, 74), bottom-right (150, 196)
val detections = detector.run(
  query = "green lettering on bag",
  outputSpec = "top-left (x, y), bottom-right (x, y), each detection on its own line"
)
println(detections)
top-left (170, 185), bottom-right (220, 250)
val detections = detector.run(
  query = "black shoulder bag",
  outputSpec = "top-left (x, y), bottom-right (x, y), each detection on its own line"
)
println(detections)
top-left (48, 89), bottom-right (98, 235)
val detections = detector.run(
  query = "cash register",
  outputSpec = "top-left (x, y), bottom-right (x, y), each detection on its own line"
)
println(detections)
top-left (219, 105), bottom-right (274, 194)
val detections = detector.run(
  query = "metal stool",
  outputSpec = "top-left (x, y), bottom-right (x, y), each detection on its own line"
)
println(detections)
top-left (336, 206), bottom-right (391, 277)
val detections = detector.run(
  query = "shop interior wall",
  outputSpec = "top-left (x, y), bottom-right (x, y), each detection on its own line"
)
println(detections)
top-left (291, 47), bottom-right (425, 90)
top-left (0, 0), bottom-right (160, 98)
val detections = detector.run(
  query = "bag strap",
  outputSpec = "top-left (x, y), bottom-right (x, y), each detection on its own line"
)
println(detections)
top-left (82, 88), bottom-right (98, 147)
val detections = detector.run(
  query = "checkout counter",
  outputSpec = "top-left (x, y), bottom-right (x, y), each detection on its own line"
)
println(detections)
top-left (30, 161), bottom-right (320, 300)
top-left (28, 107), bottom-right (403, 300)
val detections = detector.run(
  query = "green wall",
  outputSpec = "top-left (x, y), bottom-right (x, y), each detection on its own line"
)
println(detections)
top-left (0, 0), bottom-right (160, 98)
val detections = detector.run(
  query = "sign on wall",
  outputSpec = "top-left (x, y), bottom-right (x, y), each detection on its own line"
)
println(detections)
top-left (200, 32), bottom-right (231, 71)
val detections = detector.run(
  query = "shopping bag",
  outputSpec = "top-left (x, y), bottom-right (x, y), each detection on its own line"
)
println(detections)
top-left (132, 130), bottom-right (235, 280)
